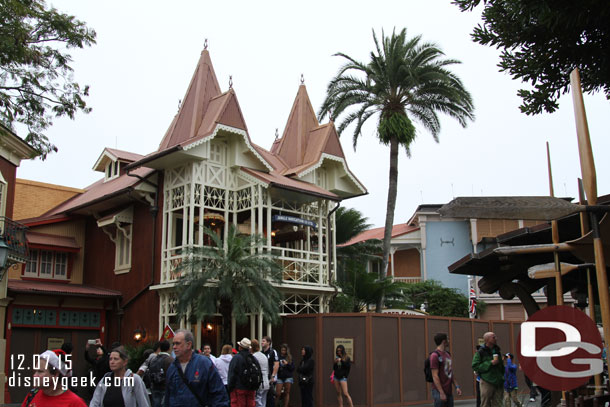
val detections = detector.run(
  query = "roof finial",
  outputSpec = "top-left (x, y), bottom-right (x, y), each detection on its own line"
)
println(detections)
top-left (275, 128), bottom-right (279, 140)
top-left (329, 108), bottom-right (334, 122)
top-left (204, 38), bottom-right (208, 50)
top-left (229, 75), bottom-right (233, 89)
top-left (177, 99), bottom-right (182, 112)
top-left (300, 74), bottom-right (305, 85)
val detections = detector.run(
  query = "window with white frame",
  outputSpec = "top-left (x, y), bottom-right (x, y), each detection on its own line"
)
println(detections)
top-left (105, 161), bottom-right (120, 181)
top-left (0, 171), bottom-right (6, 220)
top-left (114, 224), bottom-right (132, 272)
top-left (23, 249), bottom-right (69, 280)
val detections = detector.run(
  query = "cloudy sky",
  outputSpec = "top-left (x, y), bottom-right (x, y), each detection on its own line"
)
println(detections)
top-left (17, 0), bottom-right (609, 227)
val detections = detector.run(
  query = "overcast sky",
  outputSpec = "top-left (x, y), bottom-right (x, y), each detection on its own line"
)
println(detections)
top-left (17, 0), bottom-right (609, 227)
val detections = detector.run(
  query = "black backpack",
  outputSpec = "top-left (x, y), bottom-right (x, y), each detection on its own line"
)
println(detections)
top-left (424, 350), bottom-right (444, 383)
top-left (148, 354), bottom-right (172, 389)
top-left (242, 354), bottom-right (263, 390)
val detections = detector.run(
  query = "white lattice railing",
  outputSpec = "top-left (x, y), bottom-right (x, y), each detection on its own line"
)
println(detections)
top-left (393, 277), bottom-right (422, 284)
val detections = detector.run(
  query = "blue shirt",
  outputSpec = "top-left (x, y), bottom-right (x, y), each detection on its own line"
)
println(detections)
top-left (165, 352), bottom-right (229, 407)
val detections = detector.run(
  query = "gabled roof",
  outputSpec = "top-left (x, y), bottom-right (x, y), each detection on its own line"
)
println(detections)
top-left (240, 167), bottom-right (339, 200)
top-left (44, 166), bottom-right (154, 216)
top-left (341, 223), bottom-right (420, 246)
top-left (158, 49), bottom-right (222, 151)
top-left (126, 50), bottom-right (365, 200)
top-left (93, 147), bottom-right (144, 172)
top-left (272, 85), bottom-right (348, 176)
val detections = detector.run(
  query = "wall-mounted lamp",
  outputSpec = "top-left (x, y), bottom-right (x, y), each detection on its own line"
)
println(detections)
top-left (0, 238), bottom-right (10, 280)
top-left (206, 323), bottom-right (213, 332)
top-left (133, 327), bottom-right (146, 343)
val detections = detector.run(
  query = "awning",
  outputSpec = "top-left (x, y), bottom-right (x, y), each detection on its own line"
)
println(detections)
top-left (8, 279), bottom-right (122, 298)
top-left (97, 206), bottom-right (133, 228)
top-left (26, 232), bottom-right (80, 253)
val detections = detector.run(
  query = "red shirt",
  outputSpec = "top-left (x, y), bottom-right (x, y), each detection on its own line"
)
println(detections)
top-left (429, 350), bottom-right (453, 395)
top-left (22, 389), bottom-right (87, 407)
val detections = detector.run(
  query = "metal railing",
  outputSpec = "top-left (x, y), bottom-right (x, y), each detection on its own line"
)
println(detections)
top-left (0, 216), bottom-right (28, 261)
top-left (392, 276), bottom-right (421, 284)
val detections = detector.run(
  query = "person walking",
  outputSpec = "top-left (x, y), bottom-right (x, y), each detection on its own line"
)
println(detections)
top-left (472, 332), bottom-right (504, 407)
top-left (251, 339), bottom-right (270, 407)
top-left (215, 344), bottom-right (235, 396)
top-left (228, 337), bottom-right (258, 407)
top-left (430, 333), bottom-right (462, 407)
top-left (503, 354), bottom-right (522, 407)
top-left (296, 346), bottom-right (314, 407)
top-left (89, 346), bottom-right (150, 407)
top-left (164, 329), bottom-right (229, 407)
top-left (22, 350), bottom-right (86, 407)
top-left (332, 345), bottom-right (353, 407)
top-left (147, 340), bottom-right (173, 407)
top-left (275, 344), bottom-right (294, 407)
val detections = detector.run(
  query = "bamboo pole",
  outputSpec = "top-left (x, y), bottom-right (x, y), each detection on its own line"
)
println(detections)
top-left (547, 142), bottom-right (564, 305)
top-left (578, 178), bottom-right (601, 394)
top-left (571, 69), bottom-right (610, 386)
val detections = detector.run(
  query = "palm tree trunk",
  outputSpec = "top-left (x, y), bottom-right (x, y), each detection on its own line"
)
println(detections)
top-left (219, 298), bottom-right (232, 345)
top-left (375, 136), bottom-right (399, 313)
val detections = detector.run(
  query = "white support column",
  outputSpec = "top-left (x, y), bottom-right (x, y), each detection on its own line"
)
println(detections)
top-left (250, 314), bottom-right (255, 339)
top-left (470, 218), bottom-right (478, 253)
top-left (318, 201), bottom-right (323, 283)
top-left (390, 247), bottom-right (396, 277)
top-left (231, 317), bottom-right (236, 346)
top-left (196, 320), bottom-right (202, 350)
top-left (258, 311), bottom-right (263, 341)
top-left (420, 217), bottom-right (428, 281)
top-left (188, 166), bottom-right (196, 245)
top-left (266, 322), bottom-right (272, 338)
top-left (267, 192), bottom-right (272, 252)
top-left (158, 294), bottom-right (164, 339)
top-left (258, 185), bottom-right (263, 237)
top-left (332, 209), bottom-right (337, 284)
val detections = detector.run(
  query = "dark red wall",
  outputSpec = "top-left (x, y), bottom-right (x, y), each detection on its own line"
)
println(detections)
top-left (0, 157), bottom-right (17, 218)
top-left (83, 198), bottom-right (162, 345)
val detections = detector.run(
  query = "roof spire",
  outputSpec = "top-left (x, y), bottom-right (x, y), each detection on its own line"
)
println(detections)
top-left (204, 38), bottom-right (208, 50)
top-left (300, 74), bottom-right (304, 85)
top-left (229, 75), bottom-right (233, 89)
top-left (275, 128), bottom-right (279, 140)
top-left (177, 99), bottom-right (182, 112)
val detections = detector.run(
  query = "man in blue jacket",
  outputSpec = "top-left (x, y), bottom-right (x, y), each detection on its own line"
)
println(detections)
top-left (165, 329), bottom-right (229, 407)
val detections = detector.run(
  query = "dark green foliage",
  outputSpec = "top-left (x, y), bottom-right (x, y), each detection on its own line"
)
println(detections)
top-left (174, 225), bottom-right (283, 344)
top-left (0, 0), bottom-right (96, 158)
top-left (453, 0), bottom-right (610, 115)
top-left (319, 28), bottom-right (474, 312)
top-left (401, 279), bottom-right (486, 317)
top-left (335, 206), bottom-right (372, 245)
top-left (125, 340), bottom-right (156, 373)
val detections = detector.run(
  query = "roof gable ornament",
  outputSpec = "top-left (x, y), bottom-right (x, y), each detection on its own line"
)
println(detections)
top-left (204, 38), bottom-right (208, 50)
top-left (300, 74), bottom-right (304, 85)
top-left (229, 75), bottom-right (233, 89)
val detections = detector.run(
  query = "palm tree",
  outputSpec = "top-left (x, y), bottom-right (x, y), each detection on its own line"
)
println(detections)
top-left (174, 225), bottom-right (283, 345)
top-left (319, 28), bottom-right (475, 312)
top-left (335, 206), bottom-right (372, 245)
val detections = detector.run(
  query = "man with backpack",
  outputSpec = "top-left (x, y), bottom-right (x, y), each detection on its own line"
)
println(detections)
top-left (228, 337), bottom-right (262, 407)
top-left (427, 333), bottom-right (462, 407)
top-left (148, 340), bottom-right (173, 407)
top-left (472, 332), bottom-right (504, 407)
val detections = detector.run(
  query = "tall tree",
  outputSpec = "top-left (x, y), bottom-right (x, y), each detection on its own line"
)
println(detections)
top-left (319, 28), bottom-right (474, 312)
top-left (453, 0), bottom-right (610, 115)
top-left (401, 280), bottom-right (486, 318)
top-left (0, 0), bottom-right (96, 158)
top-left (174, 225), bottom-right (283, 345)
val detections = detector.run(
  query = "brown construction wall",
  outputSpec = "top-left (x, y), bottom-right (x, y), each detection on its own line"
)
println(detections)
top-left (393, 249), bottom-right (420, 278)
top-left (282, 313), bottom-right (524, 407)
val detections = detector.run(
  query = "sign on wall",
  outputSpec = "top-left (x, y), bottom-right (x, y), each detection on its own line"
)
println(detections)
top-left (333, 337), bottom-right (355, 362)
top-left (47, 337), bottom-right (64, 350)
